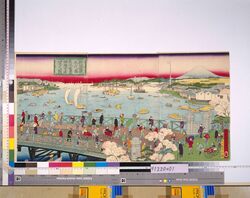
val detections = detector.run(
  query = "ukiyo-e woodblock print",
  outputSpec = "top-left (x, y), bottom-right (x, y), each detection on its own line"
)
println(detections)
top-left (15, 53), bottom-right (230, 162)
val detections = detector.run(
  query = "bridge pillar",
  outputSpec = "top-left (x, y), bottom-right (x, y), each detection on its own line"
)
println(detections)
top-left (69, 153), bottom-right (79, 161)
top-left (18, 145), bottom-right (22, 152)
top-left (57, 151), bottom-right (61, 158)
top-left (170, 121), bottom-right (174, 131)
top-left (28, 147), bottom-right (36, 161)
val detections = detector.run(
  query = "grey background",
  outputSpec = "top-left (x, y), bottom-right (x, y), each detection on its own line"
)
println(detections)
top-left (14, 0), bottom-right (250, 183)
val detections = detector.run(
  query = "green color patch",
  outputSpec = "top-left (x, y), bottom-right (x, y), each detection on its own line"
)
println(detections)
top-left (9, 150), bottom-right (15, 161)
top-left (84, 162), bottom-right (96, 167)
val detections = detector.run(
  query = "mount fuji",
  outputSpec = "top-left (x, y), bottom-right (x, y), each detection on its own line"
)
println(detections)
top-left (177, 67), bottom-right (219, 79)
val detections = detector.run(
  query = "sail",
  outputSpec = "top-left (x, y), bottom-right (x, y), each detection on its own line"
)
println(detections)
top-left (128, 85), bottom-right (135, 100)
top-left (64, 89), bottom-right (71, 104)
top-left (83, 85), bottom-right (88, 94)
top-left (74, 88), bottom-right (81, 107)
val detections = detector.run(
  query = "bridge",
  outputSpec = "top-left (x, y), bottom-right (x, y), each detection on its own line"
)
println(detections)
top-left (18, 133), bottom-right (106, 161)
top-left (17, 114), bottom-right (187, 161)
top-left (17, 113), bottom-right (186, 131)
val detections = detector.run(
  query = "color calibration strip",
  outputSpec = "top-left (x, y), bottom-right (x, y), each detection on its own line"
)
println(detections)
top-left (1, 0), bottom-right (10, 186)
top-left (8, 91), bottom-right (14, 184)
top-left (14, 162), bottom-right (120, 175)
top-left (2, 0), bottom-right (15, 185)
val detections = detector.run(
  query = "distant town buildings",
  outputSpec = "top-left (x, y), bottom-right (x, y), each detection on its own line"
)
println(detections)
top-left (195, 90), bottom-right (219, 102)
top-left (163, 83), bottom-right (230, 103)
top-left (17, 79), bottom-right (58, 93)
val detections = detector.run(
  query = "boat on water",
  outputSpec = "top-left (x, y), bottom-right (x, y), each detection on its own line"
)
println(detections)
top-left (95, 108), bottom-right (103, 113)
top-left (138, 108), bottom-right (149, 114)
top-left (165, 103), bottom-right (173, 107)
top-left (47, 99), bottom-right (56, 104)
top-left (64, 89), bottom-right (74, 105)
top-left (190, 108), bottom-right (199, 113)
top-left (108, 104), bottom-right (112, 108)
top-left (127, 85), bottom-right (135, 100)
top-left (74, 88), bottom-right (86, 109)
top-left (178, 105), bottom-right (189, 110)
top-left (133, 82), bottom-right (146, 93)
top-left (28, 103), bottom-right (37, 107)
top-left (178, 105), bottom-right (199, 113)
top-left (127, 95), bottom-right (135, 100)
top-left (134, 88), bottom-right (146, 93)
top-left (173, 99), bottom-right (180, 102)
top-left (103, 89), bottom-right (120, 96)
top-left (199, 105), bottom-right (213, 112)
top-left (48, 91), bottom-right (56, 95)
top-left (32, 89), bottom-right (48, 97)
top-left (168, 113), bottom-right (182, 120)
top-left (115, 104), bottom-right (122, 110)
top-left (151, 93), bottom-right (159, 97)
top-left (103, 83), bottom-right (120, 96)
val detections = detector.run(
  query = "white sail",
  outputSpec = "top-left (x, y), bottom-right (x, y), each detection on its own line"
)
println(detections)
top-left (83, 85), bottom-right (88, 94)
top-left (128, 85), bottom-right (135, 100)
top-left (64, 89), bottom-right (71, 104)
top-left (74, 88), bottom-right (81, 107)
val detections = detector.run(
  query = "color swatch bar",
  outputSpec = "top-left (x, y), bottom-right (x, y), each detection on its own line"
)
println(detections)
top-left (14, 162), bottom-right (121, 167)
top-left (49, 162), bottom-right (72, 168)
top-left (14, 162), bottom-right (121, 175)
top-left (8, 90), bottom-right (15, 185)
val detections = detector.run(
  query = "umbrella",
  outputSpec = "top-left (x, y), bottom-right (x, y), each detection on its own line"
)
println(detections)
top-left (204, 133), bottom-right (210, 139)
top-left (104, 130), bottom-right (113, 137)
top-left (83, 131), bottom-right (92, 137)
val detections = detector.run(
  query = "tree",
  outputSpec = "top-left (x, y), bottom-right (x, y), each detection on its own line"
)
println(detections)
top-left (145, 128), bottom-right (177, 162)
top-left (101, 141), bottom-right (131, 162)
top-left (209, 96), bottom-right (230, 117)
top-left (210, 95), bottom-right (230, 130)
top-left (212, 115), bottom-right (230, 130)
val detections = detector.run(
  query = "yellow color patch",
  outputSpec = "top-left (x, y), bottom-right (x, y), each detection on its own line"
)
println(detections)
top-left (9, 138), bottom-right (15, 149)
top-left (73, 162), bottom-right (84, 167)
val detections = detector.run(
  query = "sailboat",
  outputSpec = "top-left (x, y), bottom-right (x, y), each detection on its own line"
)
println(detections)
top-left (127, 85), bottom-right (135, 100)
top-left (74, 88), bottom-right (86, 109)
top-left (64, 89), bottom-right (74, 105)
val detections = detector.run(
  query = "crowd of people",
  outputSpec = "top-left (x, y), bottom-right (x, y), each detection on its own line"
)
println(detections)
top-left (19, 110), bottom-right (224, 159)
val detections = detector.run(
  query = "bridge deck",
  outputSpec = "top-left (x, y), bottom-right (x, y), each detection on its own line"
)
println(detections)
top-left (18, 134), bottom-right (106, 159)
